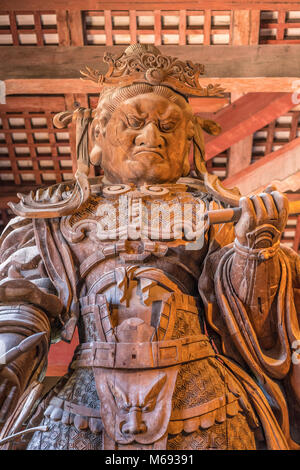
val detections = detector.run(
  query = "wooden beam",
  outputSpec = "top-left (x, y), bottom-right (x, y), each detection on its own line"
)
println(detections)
top-left (56, 10), bottom-right (71, 47)
top-left (5, 77), bottom-right (299, 96)
top-left (205, 93), bottom-right (295, 160)
top-left (231, 10), bottom-right (260, 45)
top-left (69, 10), bottom-right (84, 46)
top-left (1, 45), bottom-right (300, 81)
top-left (223, 137), bottom-right (300, 195)
top-left (204, 10), bottom-right (211, 46)
top-left (104, 10), bottom-right (113, 47)
top-left (1, 1), bottom-right (300, 11)
top-left (249, 10), bottom-right (261, 45)
top-left (226, 92), bottom-right (254, 177)
top-left (227, 134), bottom-right (253, 177)
top-left (0, 96), bottom-right (65, 112)
top-left (232, 10), bottom-right (251, 45)
top-left (129, 11), bottom-right (137, 45)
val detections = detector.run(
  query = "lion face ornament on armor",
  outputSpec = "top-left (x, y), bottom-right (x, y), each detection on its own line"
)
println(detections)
top-left (94, 368), bottom-right (178, 445)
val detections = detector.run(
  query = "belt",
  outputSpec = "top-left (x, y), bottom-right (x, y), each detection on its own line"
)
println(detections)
top-left (71, 335), bottom-right (215, 370)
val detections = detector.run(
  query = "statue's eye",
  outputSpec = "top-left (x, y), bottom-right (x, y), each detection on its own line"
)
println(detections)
top-left (142, 398), bottom-right (156, 412)
top-left (159, 121), bottom-right (175, 132)
top-left (121, 403), bottom-right (131, 412)
top-left (127, 116), bottom-right (143, 129)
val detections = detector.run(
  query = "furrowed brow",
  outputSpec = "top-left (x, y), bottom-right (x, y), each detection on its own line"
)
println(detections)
top-left (158, 109), bottom-right (181, 121)
top-left (122, 103), bottom-right (147, 119)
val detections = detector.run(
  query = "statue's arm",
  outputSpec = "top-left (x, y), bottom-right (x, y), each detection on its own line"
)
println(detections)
top-left (199, 188), bottom-right (300, 409)
top-left (228, 190), bottom-right (294, 321)
top-left (199, 188), bottom-right (300, 353)
top-left (0, 217), bottom-right (63, 424)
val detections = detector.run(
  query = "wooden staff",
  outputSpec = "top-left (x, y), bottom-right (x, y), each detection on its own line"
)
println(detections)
top-left (206, 200), bottom-right (300, 225)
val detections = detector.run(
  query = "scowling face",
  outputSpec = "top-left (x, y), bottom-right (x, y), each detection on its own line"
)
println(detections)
top-left (91, 92), bottom-right (194, 185)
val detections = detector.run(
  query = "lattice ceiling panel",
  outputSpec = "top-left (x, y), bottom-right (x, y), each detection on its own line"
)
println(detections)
top-left (0, 109), bottom-right (73, 186)
top-left (83, 10), bottom-right (232, 46)
top-left (1, 9), bottom-right (299, 47)
top-left (260, 10), bottom-right (300, 44)
top-left (206, 152), bottom-right (228, 181)
top-left (252, 110), bottom-right (300, 163)
top-left (282, 214), bottom-right (300, 250)
top-left (0, 11), bottom-right (58, 45)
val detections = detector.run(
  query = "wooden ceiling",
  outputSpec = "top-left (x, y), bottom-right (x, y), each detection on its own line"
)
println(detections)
top-left (0, 1), bottom-right (300, 261)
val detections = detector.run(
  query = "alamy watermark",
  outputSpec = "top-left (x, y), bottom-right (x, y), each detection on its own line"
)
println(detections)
top-left (92, 194), bottom-right (207, 250)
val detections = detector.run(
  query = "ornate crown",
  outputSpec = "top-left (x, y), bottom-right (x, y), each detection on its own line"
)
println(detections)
top-left (81, 44), bottom-right (224, 98)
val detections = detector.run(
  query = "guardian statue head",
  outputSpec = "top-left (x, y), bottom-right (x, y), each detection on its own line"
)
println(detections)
top-left (82, 44), bottom-right (225, 187)
top-left (10, 44), bottom-right (240, 219)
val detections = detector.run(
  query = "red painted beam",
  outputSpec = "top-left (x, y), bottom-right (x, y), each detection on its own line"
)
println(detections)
top-left (46, 331), bottom-right (79, 376)
top-left (222, 136), bottom-right (300, 195)
top-left (205, 92), bottom-right (294, 161)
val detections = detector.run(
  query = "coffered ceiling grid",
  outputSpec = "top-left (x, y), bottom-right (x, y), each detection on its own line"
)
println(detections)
top-left (260, 9), bottom-right (300, 43)
top-left (0, 110), bottom-right (73, 186)
top-left (83, 10), bottom-right (233, 46)
top-left (1, 9), bottom-right (300, 46)
top-left (252, 111), bottom-right (300, 162)
top-left (0, 11), bottom-right (58, 45)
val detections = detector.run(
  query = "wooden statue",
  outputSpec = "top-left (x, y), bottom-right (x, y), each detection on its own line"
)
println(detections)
top-left (0, 44), bottom-right (299, 450)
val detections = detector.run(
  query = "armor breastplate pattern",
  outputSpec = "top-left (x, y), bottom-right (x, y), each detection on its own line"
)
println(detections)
top-left (33, 183), bottom-right (257, 450)
top-left (71, 265), bottom-right (217, 447)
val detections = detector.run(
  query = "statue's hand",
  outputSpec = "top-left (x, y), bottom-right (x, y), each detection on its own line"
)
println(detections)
top-left (235, 186), bottom-right (289, 249)
top-left (0, 367), bottom-right (20, 426)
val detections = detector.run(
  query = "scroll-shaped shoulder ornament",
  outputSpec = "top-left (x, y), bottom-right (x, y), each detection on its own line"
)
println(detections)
top-left (8, 173), bottom-right (90, 219)
top-left (8, 108), bottom-right (94, 219)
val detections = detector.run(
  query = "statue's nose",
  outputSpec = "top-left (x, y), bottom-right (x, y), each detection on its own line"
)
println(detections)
top-left (135, 123), bottom-right (164, 149)
top-left (121, 410), bottom-right (147, 435)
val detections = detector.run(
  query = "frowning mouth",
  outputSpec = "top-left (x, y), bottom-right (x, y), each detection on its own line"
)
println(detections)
top-left (133, 148), bottom-right (164, 159)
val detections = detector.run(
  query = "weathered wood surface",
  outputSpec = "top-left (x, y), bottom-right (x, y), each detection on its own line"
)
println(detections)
top-left (5, 77), bottom-right (299, 95)
top-left (231, 10), bottom-right (260, 45)
top-left (223, 136), bottom-right (300, 194)
top-left (205, 92), bottom-right (295, 160)
top-left (227, 135), bottom-right (253, 177)
top-left (0, 96), bottom-right (66, 112)
top-left (1, 0), bottom-right (300, 10)
top-left (1, 46), bottom-right (300, 80)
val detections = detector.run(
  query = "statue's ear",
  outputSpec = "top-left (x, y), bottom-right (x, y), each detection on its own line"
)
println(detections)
top-left (89, 117), bottom-right (100, 143)
top-left (93, 107), bottom-right (111, 138)
top-left (89, 119), bottom-right (103, 166)
top-left (196, 117), bottom-right (221, 136)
